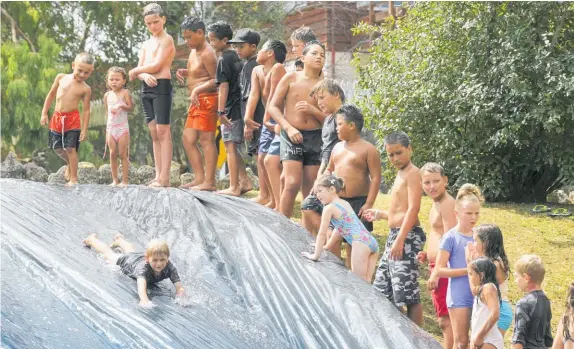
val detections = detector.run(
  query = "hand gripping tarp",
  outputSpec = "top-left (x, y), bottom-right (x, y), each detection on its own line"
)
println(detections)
top-left (1, 179), bottom-right (441, 349)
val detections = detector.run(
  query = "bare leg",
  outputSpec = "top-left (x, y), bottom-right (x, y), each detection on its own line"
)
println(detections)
top-left (366, 252), bottom-right (379, 284)
top-left (439, 315), bottom-right (454, 349)
top-left (108, 136), bottom-right (119, 185)
top-left (83, 233), bottom-right (120, 264)
top-left (148, 121), bottom-right (161, 184)
top-left (182, 128), bottom-right (205, 188)
top-left (54, 148), bottom-right (70, 180)
top-left (279, 160), bottom-right (303, 218)
top-left (264, 154), bottom-right (281, 210)
top-left (110, 233), bottom-right (135, 253)
top-left (237, 150), bottom-right (252, 195)
top-left (118, 134), bottom-right (130, 185)
top-left (301, 165), bottom-right (320, 198)
top-left (195, 130), bottom-right (218, 191)
top-left (344, 243), bottom-right (352, 269)
top-left (156, 124), bottom-right (172, 187)
top-left (350, 242), bottom-right (372, 282)
top-left (219, 142), bottom-right (242, 196)
top-left (251, 153), bottom-right (271, 204)
top-left (448, 307), bottom-right (471, 349)
top-left (301, 210), bottom-right (321, 236)
top-left (66, 148), bottom-right (79, 185)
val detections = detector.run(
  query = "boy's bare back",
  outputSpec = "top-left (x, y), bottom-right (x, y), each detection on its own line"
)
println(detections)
top-left (426, 193), bottom-right (455, 262)
top-left (141, 33), bottom-right (175, 79)
top-left (53, 74), bottom-right (91, 113)
top-left (330, 139), bottom-right (379, 198)
top-left (277, 72), bottom-right (323, 130)
top-left (388, 165), bottom-right (422, 228)
top-left (187, 45), bottom-right (217, 93)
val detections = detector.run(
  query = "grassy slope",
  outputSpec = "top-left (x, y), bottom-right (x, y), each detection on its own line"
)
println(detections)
top-left (244, 191), bottom-right (574, 346)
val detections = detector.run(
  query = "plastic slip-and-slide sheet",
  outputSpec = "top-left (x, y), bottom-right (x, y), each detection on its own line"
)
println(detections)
top-left (1, 179), bottom-right (441, 349)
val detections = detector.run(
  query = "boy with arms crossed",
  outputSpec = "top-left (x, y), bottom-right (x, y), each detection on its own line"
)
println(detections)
top-left (364, 131), bottom-right (426, 325)
top-left (177, 16), bottom-right (219, 191)
top-left (128, 3), bottom-right (175, 188)
top-left (417, 162), bottom-right (456, 349)
top-left (41, 52), bottom-right (94, 186)
top-left (268, 41), bottom-right (326, 218)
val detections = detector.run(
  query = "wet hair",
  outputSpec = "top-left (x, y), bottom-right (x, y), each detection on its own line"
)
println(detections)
top-left (145, 239), bottom-right (170, 258)
top-left (143, 3), bottom-right (163, 17)
top-left (473, 224), bottom-right (510, 276)
top-left (262, 40), bottom-right (287, 64)
top-left (310, 79), bottom-right (346, 103)
top-left (294, 58), bottom-right (304, 69)
top-left (207, 21), bottom-right (233, 41)
top-left (335, 104), bottom-right (364, 132)
top-left (383, 131), bottom-right (410, 147)
top-left (290, 26), bottom-right (317, 43)
top-left (469, 257), bottom-right (501, 305)
top-left (302, 40), bottom-right (325, 56)
top-left (515, 254), bottom-right (546, 285)
top-left (75, 52), bottom-right (95, 65)
top-left (315, 174), bottom-right (345, 193)
top-left (456, 183), bottom-right (485, 207)
top-left (420, 162), bottom-right (446, 177)
top-left (106, 66), bottom-right (127, 88)
top-left (181, 16), bottom-right (205, 32)
top-left (562, 283), bottom-right (574, 340)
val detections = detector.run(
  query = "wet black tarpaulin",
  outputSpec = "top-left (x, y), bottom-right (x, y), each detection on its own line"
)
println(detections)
top-left (0, 179), bottom-right (441, 349)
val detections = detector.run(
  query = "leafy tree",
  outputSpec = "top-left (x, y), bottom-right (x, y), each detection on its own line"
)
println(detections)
top-left (353, 2), bottom-right (574, 201)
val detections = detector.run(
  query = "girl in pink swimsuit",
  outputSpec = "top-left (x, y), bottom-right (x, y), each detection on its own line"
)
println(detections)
top-left (104, 67), bottom-right (133, 186)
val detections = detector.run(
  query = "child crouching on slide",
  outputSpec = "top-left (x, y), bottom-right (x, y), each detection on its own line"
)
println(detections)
top-left (83, 233), bottom-right (185, 306)
top-left (302, 174), bottom-right (379, 283)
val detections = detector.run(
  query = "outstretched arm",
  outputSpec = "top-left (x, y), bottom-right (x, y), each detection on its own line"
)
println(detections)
top-left (137, 278), bottom-right (151, 305)
top-left (174, 281), bottom-right (185, 297)
top-left (303, 205), bottom-right (334, 261)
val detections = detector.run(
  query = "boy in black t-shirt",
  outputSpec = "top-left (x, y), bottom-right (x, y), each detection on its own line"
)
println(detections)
top-left (83, 233), bottom-right (185, 306)
top-left (207, 22), bottom-right (252, 196)
top-left (512, 254), bottom-right (553, 349)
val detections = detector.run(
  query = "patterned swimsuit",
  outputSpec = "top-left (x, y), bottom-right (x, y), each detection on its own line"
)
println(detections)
top-left (106, 96), bottom-right (130, 142)
top-left (329, 202), bottom-right (379, 253)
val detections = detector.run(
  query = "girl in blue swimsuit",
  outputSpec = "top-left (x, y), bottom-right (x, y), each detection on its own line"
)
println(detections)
top-left (302, 174), bottom-right (379, 282)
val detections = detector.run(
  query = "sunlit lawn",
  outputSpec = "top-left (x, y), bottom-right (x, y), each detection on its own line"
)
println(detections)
top-left (244, 190), bottom-right (574, 347)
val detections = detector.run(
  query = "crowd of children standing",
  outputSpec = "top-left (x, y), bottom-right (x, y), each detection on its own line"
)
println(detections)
top-left (41, 3), bottom-right (572, 348)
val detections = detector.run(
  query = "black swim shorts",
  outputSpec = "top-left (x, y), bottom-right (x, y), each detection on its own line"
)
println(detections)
top-left (279, 128), bottom-right (321, 166)
top-left (141, 79), bottom-right (173, 125)
top-left (48, 130), bottom-right (80, 152)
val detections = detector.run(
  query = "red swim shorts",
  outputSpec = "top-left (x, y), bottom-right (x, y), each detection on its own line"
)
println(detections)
top-left (185, 92), bottom-right (218, 132)
top-left (429, 262), bottom-right (449, 318)
top-left (49, 110), bottom-right (81, 133)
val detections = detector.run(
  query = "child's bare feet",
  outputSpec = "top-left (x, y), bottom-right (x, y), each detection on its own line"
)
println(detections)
top-left (83, 233), bottom-right (98, 247)
top-left (109, 181), bottom-right (119, 187)
top-left (110, 233), bottom-right (124, 248)
top-left (265, 201), bottom-right (276, 210)
top-left (239, 181), bottom-right (253, 195)
top-left (180, 179), bottom-right (203, 189)
top-left (118, 182), bottom-right (128, 187)
top-left (193, 182), bottom-right (217, 191)
top-left (250, 195), bottom-right (271, 205)
top-left (65, 180), bottom-right (78, 187)
top-left (149, 180), bottom-right (170, 188)
top-left (218, 187), bottom-right (241, 197)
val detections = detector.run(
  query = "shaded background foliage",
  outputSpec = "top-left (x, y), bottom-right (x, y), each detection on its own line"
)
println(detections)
top-left (1, 1), bottom-right (287, 172)
top-left (353, 2), bottom-right (574, 202)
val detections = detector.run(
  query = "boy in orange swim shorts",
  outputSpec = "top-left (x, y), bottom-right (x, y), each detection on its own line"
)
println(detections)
top-left (41, 52), bottom-right (94, 186)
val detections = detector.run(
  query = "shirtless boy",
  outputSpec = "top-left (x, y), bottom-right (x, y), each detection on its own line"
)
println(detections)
top-left (243, 40), bottom-right (287, 208)
top-left (176, 16), bottom-right (219, 191)
top-left (128, 3), bottom-right (175, 187)
top-left (364, 131), bottom-right (426, 325)
top-left (301, 80), bottom-right (346, 235)
top-left (417, 162), bottom-right (456, 348)
top-left (290, 26), bottom-right (317, 70)
top-left (268, 41), bottom-right (326, 218)
top-left (207, 22), bottom-right (252, 197)
top-left (41, 52), bottom-right (94, 186)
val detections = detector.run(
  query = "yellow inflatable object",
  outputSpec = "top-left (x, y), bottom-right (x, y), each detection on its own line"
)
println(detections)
top-left (215, 121), bottom-right (227, 169)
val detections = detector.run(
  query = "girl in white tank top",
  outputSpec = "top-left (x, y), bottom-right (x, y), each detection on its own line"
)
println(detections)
top-left (468, 258), bottom-right (504, 349)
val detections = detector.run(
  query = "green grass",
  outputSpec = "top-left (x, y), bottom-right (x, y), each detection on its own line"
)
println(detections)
top-left (244, 191), bottom-right (574, 346)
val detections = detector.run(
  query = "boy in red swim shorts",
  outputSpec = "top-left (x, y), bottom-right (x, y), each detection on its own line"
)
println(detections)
top-left (417, 162), bottom-right (456, 349)
top-left (41, 52), bottom-right (94, 186)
